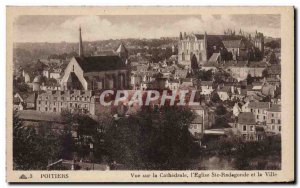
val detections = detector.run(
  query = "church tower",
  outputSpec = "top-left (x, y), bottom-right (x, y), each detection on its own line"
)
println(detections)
top-left (79, 26), bottom-right (84, 57)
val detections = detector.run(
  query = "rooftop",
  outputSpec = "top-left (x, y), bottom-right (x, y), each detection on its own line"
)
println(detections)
top-left (75, 56), bottom-right (126, 73)
top-left (238, 112), bottom-right (256, 124)
top-left (248, 102), bottom-right (270, 109)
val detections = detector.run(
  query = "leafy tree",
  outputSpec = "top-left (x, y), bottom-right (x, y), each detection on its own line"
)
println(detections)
top-left (195, 70), bottom-right (213, 81)
top-left (104, 106), bottom-right (198, 170)
top-left (13, 112), bottom-right (64, 170)
top-left (215, 104), bottom-right (227, 115)
top-left (246, 74), bottom-right (254, 85)
top-left (211, 92), bottom-right (221, 103)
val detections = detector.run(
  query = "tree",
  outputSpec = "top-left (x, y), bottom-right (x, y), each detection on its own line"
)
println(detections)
top-left (13, 112), bottom-right (64, 170)
top-left (262, 69), bottom-right (268, 78)
top-left (103, 106), bottom-right (198, 170)
top-left (211, 92), bottom-right (221, 103)
top-left (215, 105), bottom-right (227, 115)
top-left (195, 70), bottom-right (213, 81)
top-left (246, 74), bottom-right (254, 85)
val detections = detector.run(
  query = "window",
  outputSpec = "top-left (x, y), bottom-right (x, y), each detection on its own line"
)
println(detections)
top-left (38, 107), bottom-right (40, 111)
top-left (263, 116), bottom-right (266, 120)
top-left (250, 125), bottom-right (254, 131)
top-left (45, 107), bottom-right (48, 111)
top-left (54, 102), bottom-right (56, 105)
top-left (272, 113), bottom-right (274, 117)
top-left (278, 119), bottom-right (281, 124)
top-left (73, 65), bottom-right (74, 72)
top-left (61, 102), bottom-right (63, 106)
top-left (61, 97), bottom-right (64, 100)
top-left (54, 97), bottom-right (57, 100)
top-left (272, 125), bottom-right (275, 130)
top-left (38, 101), bottom-right (41, 104)
top-left (257, 115), bottom-right (259, 119)
top-left (85, 104), bottom-right (88, 108)
top-left (251, 109), bottom-right (253, 112)
top-left (271, 119), bottom-right (275, 123)
top-left (70, 103), bottom-right (72, 107)
top-left (45, 101), bottom-right (48, 105)
top-left (258, 109), bottom-right (260, 113)
top-left (194, 125), bottom-right (197, 129)
top-left (279, 126), bottom-right (281, 132)
top-left (243, 125), bottom-right (247, 131)
top-left (53, 108), bottom-right (56, 112)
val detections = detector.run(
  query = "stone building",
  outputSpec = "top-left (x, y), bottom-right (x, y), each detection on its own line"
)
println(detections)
top-left (36, 90), bottom-right (105, 116)
top-left (177, 30), bottom-right (265, 68)
top-left (60, 27), bottom-right (129, 91)
top-left (266, 104), bottom-right (281, 134)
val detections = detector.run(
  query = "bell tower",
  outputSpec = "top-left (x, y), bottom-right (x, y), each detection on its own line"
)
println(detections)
top-left (79, 26), bottom-right (84, 57)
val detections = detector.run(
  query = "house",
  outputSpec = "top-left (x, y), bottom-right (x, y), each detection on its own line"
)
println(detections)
top-left (13, 92), bottom-right (37, 110)
top-left (217, 86), bottom-right (232, 101)
top-left (189, 115), bottom-right (204, 139)
top-left (36, 90), bottom-right (110, 116)
top-left (248, 102), bottom-right (270, 124)
top-left (200, 81), bottom-right (214, 96)
top-left (225, 61), bottom-right (267, 81)
top-left (130, 73), bottom-right (142, 90)
top-left (201, 62), bottom-right (219, 73)
top-left (22, 70), bottom-right (31, 83)
top-left (237, 112), bottom-right (265, 141)
top-left (266, 104), bottom-right (281, 134)
top-left (180, 78), bottom-right (194, 88)
top-left (174, 69), bottom-right (188, 80)
top-left (222, 39), bottom-right (248, 61)
top-left (266, 64), bottom-right (281, 79)
top-left (189, 105), bottom-right (215, 139)
top-left (165, 79), bottom-right (180, 90)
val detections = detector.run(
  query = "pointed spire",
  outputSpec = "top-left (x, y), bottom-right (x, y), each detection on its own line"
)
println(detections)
top-left (179, 32), bottom-right (183, 40)
top-left (79, 26), bottom-right (84, 57)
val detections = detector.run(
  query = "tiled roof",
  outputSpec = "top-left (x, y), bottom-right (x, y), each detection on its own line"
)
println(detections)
top-left (201, 81), bottom-right (213, 86)
top-left (174, 70), bottom-right (188, 78)
top-left (248, 102), bottom-right (270, 109)
top-left (191, 115), bottom-right (203, 124)
top-left (238, 112), bottom-right (256, 124)
top-left (75, 56), bottom-right (125, 72)
top-left (17, 110), bottom-right (64, 123)
top-left (222, 40), bottom-right (241, 48)
top-left (218, 86), bottom-right (231, 93)
top-left (202, 62), bottom-right (219, 67)
top-left (208, 53), bottom-right (220, 62)
top-left (267, 104), bottom-right (281, 112)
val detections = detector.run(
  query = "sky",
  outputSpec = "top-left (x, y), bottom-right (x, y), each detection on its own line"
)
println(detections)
top-left (13, 14), bottom-right (280, 43)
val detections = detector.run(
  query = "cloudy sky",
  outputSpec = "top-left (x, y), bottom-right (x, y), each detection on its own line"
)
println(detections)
top-left (13, 14), bottom-right (280, 43)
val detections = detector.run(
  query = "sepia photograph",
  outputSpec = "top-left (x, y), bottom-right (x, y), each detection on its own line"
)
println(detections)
top-left (6, 6), bottom-right (294, 183)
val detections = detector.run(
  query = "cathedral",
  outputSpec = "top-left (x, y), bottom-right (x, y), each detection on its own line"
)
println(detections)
top-left (177, 29), bottom-right (265, 68)
top-left (60, 27), bottom-right (129, 91)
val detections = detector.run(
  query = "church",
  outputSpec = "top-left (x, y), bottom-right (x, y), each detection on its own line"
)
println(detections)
top-left (177, 30), bottom-right (264, 68)
top-left (60, 27), bottom-right (129, 91)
